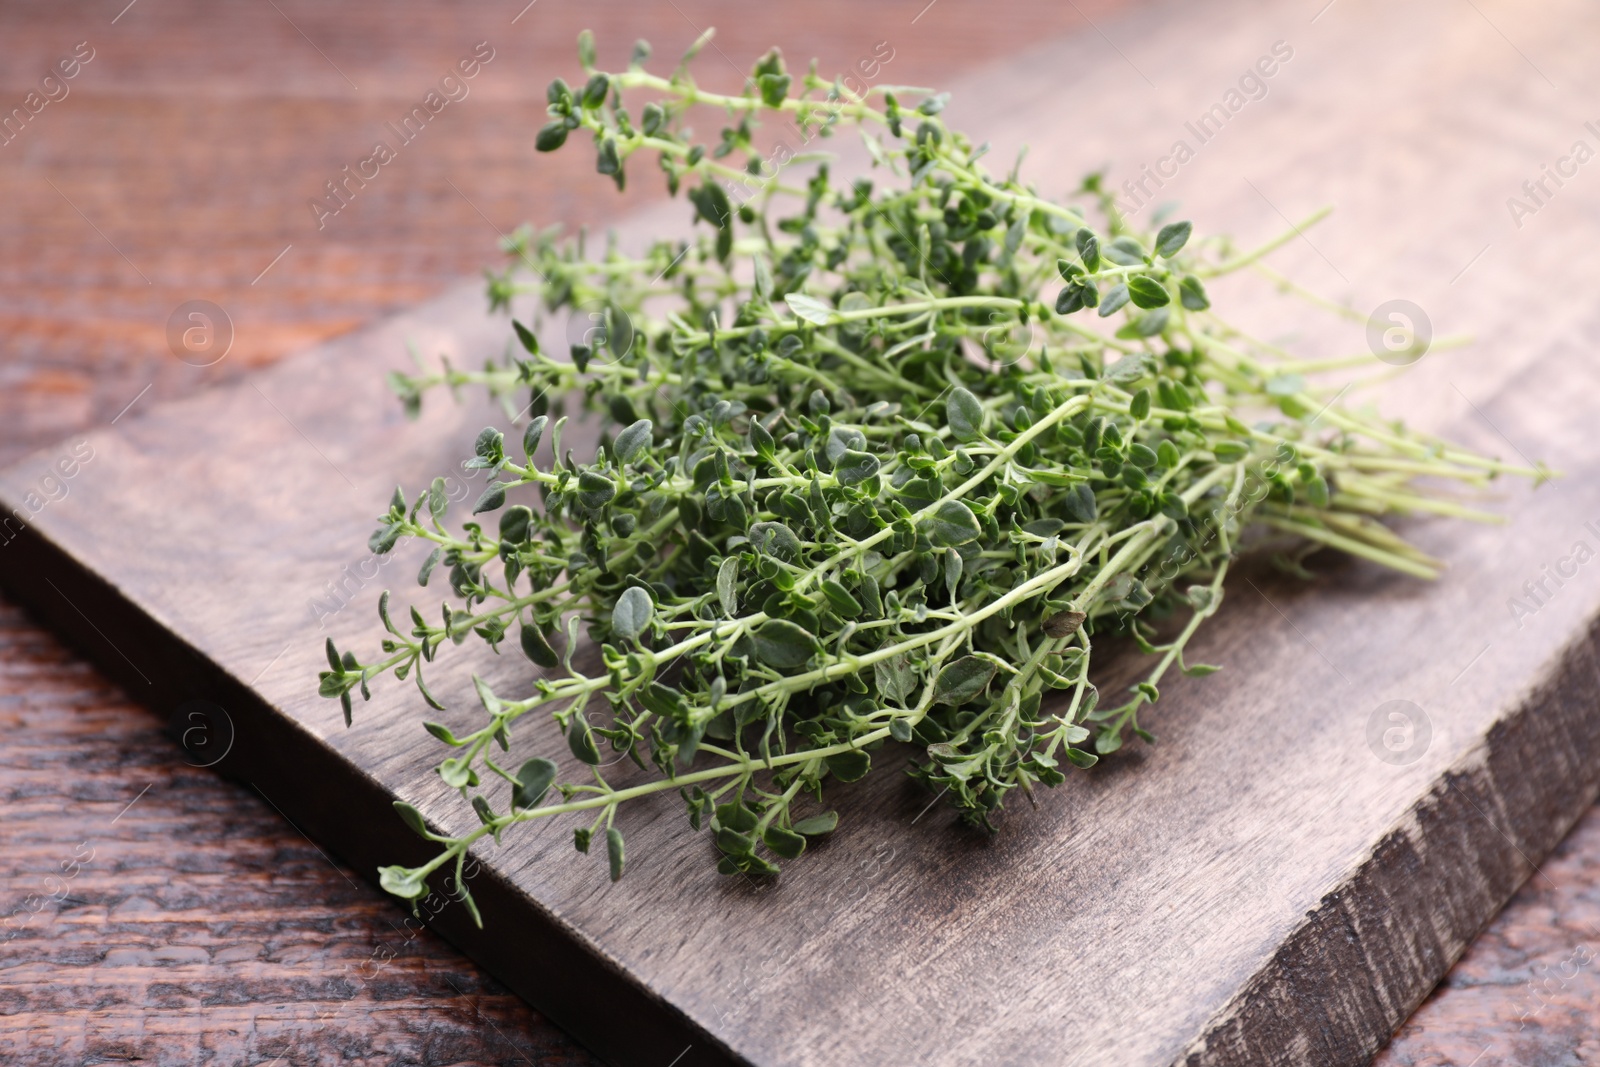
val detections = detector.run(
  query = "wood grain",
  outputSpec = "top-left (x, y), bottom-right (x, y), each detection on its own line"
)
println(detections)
top-left (9, 0), bottom-right (1600, 1062)
top-left (1375, 801), bottom-right (1600, 1067)
top-left (0, 0), bottom-right (1121, 470)
top-left (0, 605), bottom-right (598, 1067)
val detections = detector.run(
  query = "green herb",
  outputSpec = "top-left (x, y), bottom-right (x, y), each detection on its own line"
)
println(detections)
top-left (329, 31), bottom-right (1543, 918)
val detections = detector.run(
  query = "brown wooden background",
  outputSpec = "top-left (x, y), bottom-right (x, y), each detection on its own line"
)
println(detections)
top-left (0, 1), bottom-right (1595, 1063)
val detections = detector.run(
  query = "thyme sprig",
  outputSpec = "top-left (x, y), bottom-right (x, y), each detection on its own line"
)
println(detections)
top-left (320, 31), bottom-right (1540, 918)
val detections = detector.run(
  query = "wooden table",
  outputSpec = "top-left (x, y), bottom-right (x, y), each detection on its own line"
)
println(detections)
top-left (1, 1), bottom-right (1594, 1063)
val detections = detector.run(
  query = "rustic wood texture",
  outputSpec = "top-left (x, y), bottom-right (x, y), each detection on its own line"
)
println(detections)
top-left (0, 602), bottom-right (597, 1067)
top-left (9, 2), bottom-right (1600, 1067)
top-left (1375, 801), bottom-right (1600, 1067)
top-left (0, 0), bottom-right (1120, 467)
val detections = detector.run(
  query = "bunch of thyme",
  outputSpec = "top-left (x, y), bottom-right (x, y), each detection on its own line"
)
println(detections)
top-left (319, 31), bottom-right (1537, 917)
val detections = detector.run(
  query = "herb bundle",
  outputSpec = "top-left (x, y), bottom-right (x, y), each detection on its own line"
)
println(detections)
top-left (319, 31), bottom-right (1536, 918)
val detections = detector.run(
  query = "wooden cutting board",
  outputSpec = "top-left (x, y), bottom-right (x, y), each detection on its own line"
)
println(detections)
top-left (4, 0), bottom-right (1600, 1063)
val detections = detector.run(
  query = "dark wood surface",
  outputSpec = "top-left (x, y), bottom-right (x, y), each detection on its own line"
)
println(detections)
top-left (0, 0), bottom-right (1123, 465)
top-left (0, 599), bottom-right (596, 1067)
top-left (3, 0), bottom-right (1600, 1064)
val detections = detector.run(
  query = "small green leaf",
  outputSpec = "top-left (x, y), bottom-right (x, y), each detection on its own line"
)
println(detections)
top-left (1056, 284), bottom-right (1092, 316)
top-left (512, 320), bottom-right (540, 356)
top-left (498, 505), bottom-right (532, 545)
top-left (1179, 274), bottom-right (1210, 310)
top-left (791, 811), bottom-right (839, 836)
top-left (1106, 235), bottom-right (1146, 265)
top-left (435, 758), bottom-right (470, 793)
top-left (368, 523), bottom-right (403, 555)
top-left (762, 826), bottom-right (806, 859)
top-left (1129, 388), bottom-right (1151, 420)
top-left (1064, 483), bottom-right (1098, 523)
top-left (1129, 443), bottom-right (1160, 469)
top-left (511, 757), bottom-right (558, 810)
top-left (641, 100), bottom-right (664, 136)
top-left (715, 801), bottom-right (758, 831)
top-left (535, 122), bottom-right (568, 152)
top-left (933, 655), bottom-right (997, 705)
top-left (613, 419), bottom-right (653, 463)
top-left (393, 801), bottom-right (429, 836)
top-left (943, 547), bottom-right (963, 602)
top-left (1106, 353), bottom-right (1152, 384)
top-left (474, 426), bottom-right (504, 461)
top-left (1155, 220), bottom-right (1193, 258)
top-left (612, 586), bottom-right (654, 641)
top-left (1098, 283), bottom-right (1131, 317)
top-left (749, 418), bottom-right (775, 457)
top-left (520, 624), bottom-right (559, 668)
top-left (473, 675), bottom-right (502, 716)
top-left (716, 556), bottom-right (739, 616)
top-left (747, 520), bottom-right (802, 560)
top-left (472, 482), bottom-right (507, 515)
top-left (522, 414), bottom-right (548, 459)
top-left (606, 827), bottom-right (626, 881)
top-left (1076, 228), bottom-right (1101, 271)
top-left (834, 449), bottom-right (880, 487)
top-left (821, 579), bottom-right (862, 617)
top-left (580, 73), bottom-right (610, 109)
top-left (785, 293), bottom-right (834, 325)
top-left (427, 477), bottom-right (449, 519)
top-left (438, 758), bottom-right (467, 793)
top-left (1127, 275), bottom-right (1171, 309)
top-left (947, 387), bottom-right (985, 442)
top-left (757, 71), bottom-right (791, 107)
top-left (716, 825), bottom-right (755, 855)
top-left (922, 500), bottom-right (982, 548)
top-left (378, 865), bottom-right (428, 900)
top-left (422, 721), bottom-right (462, 746)
top-left (874, 651), bottom-right (915, 702)
top-left (577, 470), bottom-right (617, 510)
top-left (415, 551), bottom-right (441, 595)
top-left (568, 710), bottom-right (601, 764)
top-left (825, 748), bottom-right (871, 782)
top-left (753, 618), bottom-right (821, 668)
